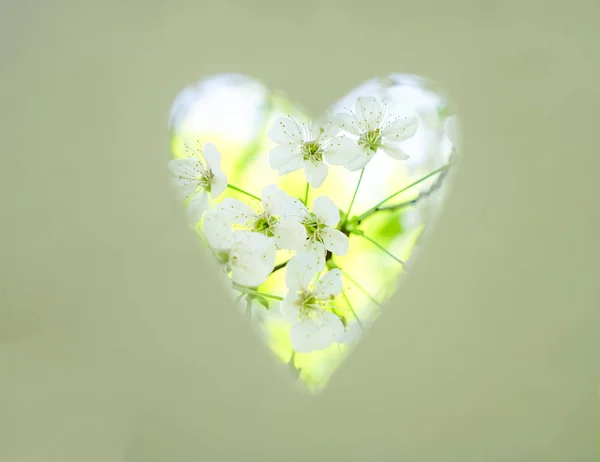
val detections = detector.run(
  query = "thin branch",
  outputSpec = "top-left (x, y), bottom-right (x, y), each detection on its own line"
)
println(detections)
top-left (354, 232), bottom-right (405, 266)
top-left (357, 164), bottom-right (451, 223)
top-left (342, 288), bottom-right (364, 331)
top-left (339, 268), bottom-right (382, 309)
top-left (227, 184), bottom-right (261, 201)
top-left (358, 163), bottom-right (452, 225)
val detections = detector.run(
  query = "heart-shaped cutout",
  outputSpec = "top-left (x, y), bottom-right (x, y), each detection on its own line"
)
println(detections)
top-left (168, 73), bottom-right (459, 392)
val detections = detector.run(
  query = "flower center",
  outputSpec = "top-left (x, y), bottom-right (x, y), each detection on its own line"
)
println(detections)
top-left (298, 290), bottom-right (319, 317)
top-left (301, 140), bottom-right (323, 162)
top-left (358, 128), bottom-right (382, 152)
top-left (253, 213), bottom-right (277, 237)
top-left (303, 214), bottom-right (325, 241)
top-left (198, 171), bottom-right (213, 193)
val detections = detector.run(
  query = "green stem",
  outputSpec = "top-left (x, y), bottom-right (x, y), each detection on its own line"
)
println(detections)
top-left (344, 168), bottom-right (365, 225)
top-left (303, 182), bottom-right (310, 206)
top-left (227, 184), bottom-right (261, 201)
top-left (358, 164), bottom-right (449, 222)
top-left (353, 232), bottom-right (405, 266)
top-left (233, 285), bottom-right (284, 301)
top-left (342, 288), bottom-right (364, 331)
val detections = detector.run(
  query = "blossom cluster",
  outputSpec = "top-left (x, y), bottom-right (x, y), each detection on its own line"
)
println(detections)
top-left (168, 96), bottom-right (423, 353)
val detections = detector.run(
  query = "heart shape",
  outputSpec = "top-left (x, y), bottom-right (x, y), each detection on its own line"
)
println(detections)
top-left (168, 73), bottom-right (459, 392)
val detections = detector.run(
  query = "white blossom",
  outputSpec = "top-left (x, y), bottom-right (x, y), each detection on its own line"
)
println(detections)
top-left (334, 96), bottom-right (419, 170)
top-left (168, 141), bottom-right (227, 223)
top-left (280, 253), bottom-right (345, 353)
top-left (279, 196), bottom-right (349, 265)
top-left (215, 185), bottom-right (306, 250)
top-left (268, 115), bottom-right (359, 188)
top-left (203, 210), bottom-right (276, 287)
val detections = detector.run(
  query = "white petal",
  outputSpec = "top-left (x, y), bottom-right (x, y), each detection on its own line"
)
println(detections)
top-left (303, 160), bottom-right (328, 188)
top-left (355, 96), bottom-right (384, 130)
top-left (203, 210), bottom-right (234, 249)
top-left (216, 198), bottom-right (255, 224)
top-left (187, 191), bottom-right (209, 223)
top-left (344, 149), bottom-right (374, 171)
top-left (382, 116), bottom-right (418, 141)
top-left (333, 113), bottom-right (362, 136)
top-left (201, 143), bottom-right (223, 172)
top-left (310, 113), bottom-right (340, 141)
top-left (302, 241), bottom-right (326, 269)
top-left (274, 194), bottom-right (307, 220)
top-left (381, 143), bottom-right (411, 160)
top-left (272, 218), bottom-right (307, 251)
top-left (314, 310), bottom-right (345, 347)
top-left (269, 145), bottom-right (303, 175)
top-left (284, 253), bottom-right (319, 293)
top-left (171, 177), bottom-right (198, 198)
top-left (268, 117), bottom-right (304, 145)
top-left (280, 293), bottom-right (301, 322)
top-left (322, 137), bottom-right (362, 167)
top-left (312, 196), bottom-right (339, 226)
top-left (232, 232), bottom-right (276, 286)
top-left (314, 269), bottom-right (342, 300)
top-left (168, 158), bottom-right (202, 179)
top-left (320, 227), bottom-right (349, 256)
top-left (261, 184), bottom-right (290, 215)
top-left (445, 115), bottom-right (459, 147)
top-left (289, 319), bottom-right (323, 353)
top-left (210, 169), bottom-right (228, 197)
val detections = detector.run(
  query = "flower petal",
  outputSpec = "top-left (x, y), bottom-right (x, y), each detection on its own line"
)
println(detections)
top-left (171, 177), bottom-right (198, 198)
top-left (187, 191), bottom-right (209, 223)
top-left (203, 210), bottom-right (234, 249)
top-left (168, 158), bottom-right (202, 179)
top-left (302, 241), bottom-right (326, 269)
top-left (333, 113), bottom-right (362, 136)
top-left (355, 96), bottom-right (384, 130)
top-left (320, 227), bottom-right (349, 256)
top-left (261, 184), bottom-right (291, 215)
top-left (314, 269), bottom-right (342, 300)
top-left (312, 196), bottom-right (339, 226)
top-left (285, 253), bottom-right (319, 293)
top-left (290, 319), bottom-right (323, 353)
top-left (269, 145), bottom-right (303, 175)
top-left (344, 149), bottom-right (374, 171)
top-left (280, 293), bottom-right (301, 322)
top-left (216, 198), bottom-right (255, 224)
top-left (268, 117), bottom-right (304, 145)
top-left (382, 143), bottom-right (411, 160)
top-left (272, 217), bottom-right (307, 251)
top-left (303, 160), bottom-right (328, 188)
top-left (382, 116), bottom-right (418, 141)
top-left (323, 136), bottom-right (363, 167)
top-left (314, 310), bottom-right (345, 348)
top-left (232, 232), bottom-right (276, 286)
top-left (201, 143), bottom-right (223, 172)
top-left (210, 169), bottom-right (228, 197)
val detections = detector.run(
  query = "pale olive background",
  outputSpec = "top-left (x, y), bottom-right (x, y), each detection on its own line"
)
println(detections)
top-left (1, 1), bottom-right (599, 461)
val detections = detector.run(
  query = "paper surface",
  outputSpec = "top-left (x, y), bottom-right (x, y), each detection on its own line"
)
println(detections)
top-left (0, 1), bottom-right (598, 461)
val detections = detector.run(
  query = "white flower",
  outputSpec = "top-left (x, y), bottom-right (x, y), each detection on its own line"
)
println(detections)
top-left (276, 195), bottom-right (349, 265)
top-left (215, 185), bottom-right (306, 250)
top-left (203, 210), bottom-right (276, 287)
top-left (280, 253), bottom-right (345, 353)
top-left (168, 141), bottom-right (227, 223)
top-left (268, 115), bottom-right (359, 188)
top-left (334, 96), bottom-right (419, 170)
